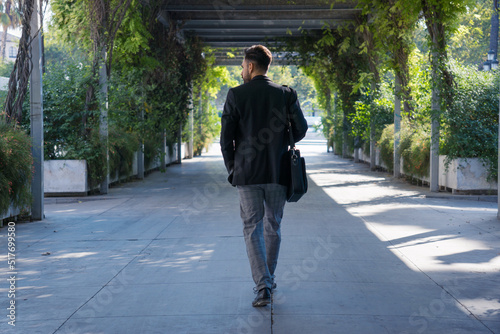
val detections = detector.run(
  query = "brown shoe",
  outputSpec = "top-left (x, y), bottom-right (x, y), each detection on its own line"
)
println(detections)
top-left (252, 288), bottom-right (271, 307)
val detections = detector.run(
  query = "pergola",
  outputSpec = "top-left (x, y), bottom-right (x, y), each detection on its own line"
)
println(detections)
top-left (25, 1), bottom-right (500, 221)
top-left (157, 0), bottom-right (361, 65)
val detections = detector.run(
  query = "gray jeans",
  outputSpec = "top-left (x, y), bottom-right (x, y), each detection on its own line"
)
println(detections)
top-left (237, 184), bottom-right (287, 291)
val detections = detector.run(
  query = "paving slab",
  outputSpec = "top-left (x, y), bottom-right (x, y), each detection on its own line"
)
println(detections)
top-left (0, 132), bottom-right (499, 333)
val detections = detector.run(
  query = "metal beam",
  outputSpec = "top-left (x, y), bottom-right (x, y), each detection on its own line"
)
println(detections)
top-left (161, 0), bottom-right (357, 6)
top-left (30, 0), bottom-right (44, 220)
top-left (201, 41), bottom-right (288, 48)
top-left (168, 9), bottom-right (359, 21)
top-left (181, 19), bottom-right (339, 29)
top-left (157, 0), bottom-right (360, 65)
top-left (164, 3), bottom-right (358, 11)
top-left (190, 31), bottom-right (305, 39)
top-left (185, 27), bottom-right (317, 34)
top-left (214, 58), bottom-right (293, 66)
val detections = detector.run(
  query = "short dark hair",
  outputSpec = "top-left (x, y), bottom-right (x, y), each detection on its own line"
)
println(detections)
top-left (244, 45), bottom-right (272, 72)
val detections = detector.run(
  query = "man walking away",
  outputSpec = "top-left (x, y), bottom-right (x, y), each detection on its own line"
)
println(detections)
top-left (220, 45), bottom-right (308, 307)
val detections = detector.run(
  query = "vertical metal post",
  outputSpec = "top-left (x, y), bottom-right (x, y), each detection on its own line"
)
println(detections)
top-left (187, 90), bottom-right (194, 159)
top-left (370, 84), bottom-right (376, 170)
top-left (342, 113), bottom-right (348, 158)
top-left (137, 108), bottom-right (144, 179)
top-left (177, 123), bottom-right (182, 163)
top-left (430, 49), bottom-right (440, 193)
top-left (30, 0), bottom-right (44, 220)
top-left (99, 48), bottom-right (109, 194)
top-left (137, 145), bottom-right (144, 179)
top-left (394, 76), bottom-right (401, 178)
top-left (497, 94), bottom-right (500, 219)
top-left (354, 138), bottom-right (359, 163)
top-left (161, 128), bottom-right (166, 171)
top-left (370, 121), bottom-right (376, 170)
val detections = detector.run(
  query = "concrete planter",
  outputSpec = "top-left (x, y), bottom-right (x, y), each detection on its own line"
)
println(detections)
top-left (354, 148), bottom-right (496, 193)
top-left (44, 160), bottom-right (89, 196)
top-left (1, 204), bottom-right (23, 225)
top-left (358, 147), bottom-right (389, 171)
top-left (439, 156), bottom-right (497, 193)
top-left (44, 142), bottom-right (183, 196)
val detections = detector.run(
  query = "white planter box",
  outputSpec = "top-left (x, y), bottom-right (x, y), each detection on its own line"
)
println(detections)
top-left (43, 142), bottom-right (182, 196)
top-left (439, 156), bottom-right (497, 193)
top-left (352, 148), bottom-right (495, 193)
top-left (1, 204), bottom-right (22, 224)
top-left (355, 148), bottom-right (370, 164)
top-left (44, 160), bottom-right (88, 196)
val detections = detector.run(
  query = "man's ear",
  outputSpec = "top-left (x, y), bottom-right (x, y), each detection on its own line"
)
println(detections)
top-left (247, 61), bottom-right (254, 73)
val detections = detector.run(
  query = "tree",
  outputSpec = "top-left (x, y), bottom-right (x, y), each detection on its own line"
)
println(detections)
top-left (446, 0), bottom-right (493, 67)
top-left (0, 0), bottom-right (21, 61)
top-left (3, 0), bottom-right (36, 124)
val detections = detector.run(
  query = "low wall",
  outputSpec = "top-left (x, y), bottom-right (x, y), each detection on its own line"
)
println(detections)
top-left (45, 160), bottom-right (88, 196)
top-left (0, 204), bottom-right (22, 225)
top-left (354, 147), bottom-right (496, 193)
top-left (439, 156), bottom-right (497, 193)
top-left (45, 142), bottom-right (184, 197)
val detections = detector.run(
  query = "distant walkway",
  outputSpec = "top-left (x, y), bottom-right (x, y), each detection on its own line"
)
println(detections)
top-left (0, 132), bottom-right (499, 334)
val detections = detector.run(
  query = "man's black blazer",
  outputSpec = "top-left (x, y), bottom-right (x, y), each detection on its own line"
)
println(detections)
top-left (220, 75), bottom-right (308, 186)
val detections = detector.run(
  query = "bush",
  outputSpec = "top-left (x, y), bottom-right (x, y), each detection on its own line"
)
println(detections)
top-left (379, 124), bottom-right (394, 172)
top-left (0, 123), bottom-right (33, 215)
top-left (43, 60), bottom-right (92, 160)
top-left (43, 59), bottom-right (143, 187)
top-left (109, 126), bottom-right (140, 179)
top-left (441, 63), bottom-right (499, 179)
top-left (399, 124), bottom-right (431, 178)
top-left (196, 104), bottom-right (221, 155)
top-left (144, 132), bottom-right (163, 170)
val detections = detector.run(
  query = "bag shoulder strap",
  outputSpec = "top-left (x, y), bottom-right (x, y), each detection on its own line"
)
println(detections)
top-left (282, 85), bottom-right (295, 149)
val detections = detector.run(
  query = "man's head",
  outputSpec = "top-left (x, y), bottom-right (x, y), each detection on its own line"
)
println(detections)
top-left (241, 45), bottom-right (273, 83)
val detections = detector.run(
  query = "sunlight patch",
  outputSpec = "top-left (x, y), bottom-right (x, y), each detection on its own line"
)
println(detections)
top-left (52, 252), bottom-right (97, 259)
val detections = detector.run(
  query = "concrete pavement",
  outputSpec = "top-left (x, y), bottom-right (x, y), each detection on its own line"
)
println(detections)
top-left (0, 132), bottom-right (499, 334)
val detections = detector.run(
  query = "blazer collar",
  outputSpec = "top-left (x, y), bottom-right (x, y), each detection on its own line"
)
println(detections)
top-left (251, 75), bottom-right (270, 82)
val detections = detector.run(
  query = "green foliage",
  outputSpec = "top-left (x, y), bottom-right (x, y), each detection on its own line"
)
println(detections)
top-left (350, 85), bottom-right (394, 145)
top-left (379, 124), bottom-right (394, 172)
top-left (441, 62), bottom-right (499, 179)
top-left (294, 25), bottom-right (368, 155)
top-left (191, 54), bottom-right (237, 156)
top-left (42, 57), bottom-right (139, 187)
top-left (38, 0), bottom-right (500, 193)
top-left (406, 49), bottom-right (432, 122)
top-left (144, 132), bottom-right (163, 170)
top-left (192, 104), bottom-right (221, 155)
top-left (399, 124), bottom-right (431, 178)
top-left (0, 61), bottom-right (13, 76)
top-left (357, 0), bottom-right (420, 116)
top-left (418, 0), bottom-right (491, 68)
top-left (50, 0), bottom-right (91, 51)
top-left (43, 59), bottom-right (93, 160)
top-left (267, 65), bottom-right (319, 115)
top-left (321, 96), bottom-right (344, 153)
top-left (46, 0), bottom-right (212, 186)
top-left (109, 126), bottom-right (140, 179)
top-left (0, 122), bottom-right (33, 215)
